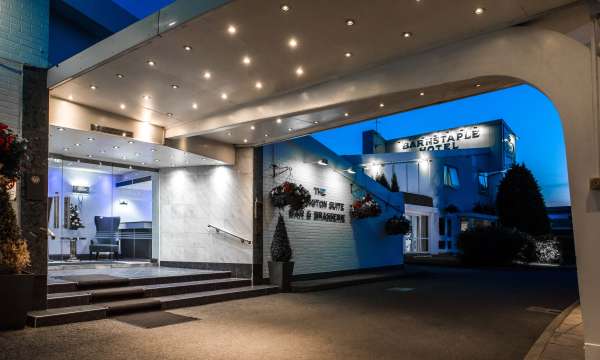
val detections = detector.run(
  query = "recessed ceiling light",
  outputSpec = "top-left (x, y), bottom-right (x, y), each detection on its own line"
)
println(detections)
top-left (226, 132), bottom-right (232, 136)
top-left (403, 32), bottom-right (412, 38)
top-left (344, 52), bottom-right (353, 58)
top-left (475, 83), bottom-right (481, 88)
top-left (87, 137), bottom-right (95, 141)
top-left (288, 128), bottom-right (292, 132)
top-left (151, 148), bottom-right (157, 152)
top-left (242, 56), bottom-right (252, 65)
top-left (295, 66), bottom-right (304, 76)
top-left (171, 84), bottom-right (179, 89)
top-left (221, 93), bottom-right (228, 100)
top-left (250, 125), bottom-right (256, 130)
top-left (243, 139), bottom-right (248, 143)
top-left (135, 152), bottom-right (141, 156)
top-left (120, 103), bottom-right (126, 110)
top-left (345, 19), bottom-right (355, 26)
top-left (87, 154), bottom-right (93, 158)
top-left (344, 112), bottom-right (350, 117)
top-left (116, 73), bottom-right (124, 79)
top-left (276, 118), bottom-right (282, 124)
top-left (255, 81), bottom-right (263, 89)
top-left (58, 127), bottom-right (65, 131)
top-left (419, 91), bottom-right (425, 96)
top-left (474, 7), bottom-right (485, 15)
top-left (192, 102), bottom-right (198, 109)
top-left (203, 71), bottom-right (211, 79)
top-left (154, 159), bottom-right (160, 162)
top-left (142, 95), bottom-right (152, 100)
top-left (141, 162), bottom-right (146, 165)
top-left (288, 37), bottom-right (298, 49)
top-left (113, 145), bottom-right (120, 149)
top-left (313, 121), bottom-right (319, 124)
top-left (63, 147), bottom-right (69, 151)
top-left (264, 133), bottom-right (269, 137)
top-left (183, 45), bottom-right (192, 51)
top-left (281, 4), bottom-right (290, 12)
top-left (75, 143), bottom-right (81, 147)
top-left (146, 60), bottom-right (156, 67)
top-left (227, 24), bottom-right (237, 35)
top-left (67, 95), bottom-right (73, 100)
top-left (90, 85), bottom-right (97, 90)
top-left (379, 103), bottom-right (385, 108)
top-left (167, 113), bottom-right (173, 118)
top-left (100, 150), bottom-right (106, 154)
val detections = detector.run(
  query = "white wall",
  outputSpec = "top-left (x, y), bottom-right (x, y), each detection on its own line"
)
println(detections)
top-left (263, 137), bottom-right (405, 277)
top-left (158, 148), bottom-right (253, 265)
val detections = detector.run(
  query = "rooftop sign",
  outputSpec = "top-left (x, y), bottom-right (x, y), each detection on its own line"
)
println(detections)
top-left (389, 124), bottom-right (494, 153)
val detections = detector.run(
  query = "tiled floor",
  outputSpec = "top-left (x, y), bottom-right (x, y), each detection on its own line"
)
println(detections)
top-left (538, 306), bottom-right (584, 360)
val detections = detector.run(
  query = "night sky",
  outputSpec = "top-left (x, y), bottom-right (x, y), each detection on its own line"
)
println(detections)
top-left (111, 2), bottom-right (569, 206)
top-left (313, 85), bottom-right (570, 206)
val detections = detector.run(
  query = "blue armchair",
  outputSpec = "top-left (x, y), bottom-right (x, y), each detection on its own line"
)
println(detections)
top-left (89, 216), bottom-right (120, 260)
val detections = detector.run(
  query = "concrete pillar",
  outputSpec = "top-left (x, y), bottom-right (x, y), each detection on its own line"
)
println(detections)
top-left (20, 66), bottom-right (49, 310)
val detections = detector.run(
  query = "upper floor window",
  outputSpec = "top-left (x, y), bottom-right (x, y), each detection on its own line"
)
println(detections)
top-left (478, 173), bottom-right (489, 192)
top-left (443, 165), bottom-right (460, 189)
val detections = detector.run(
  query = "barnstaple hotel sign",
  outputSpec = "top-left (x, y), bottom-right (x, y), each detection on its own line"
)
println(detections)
top-left (391, 125), bottom-right (491, 153)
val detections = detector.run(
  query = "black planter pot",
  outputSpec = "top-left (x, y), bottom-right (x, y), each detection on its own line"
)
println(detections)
top-left (0, 273), bottom-right (34, 330)
top-left (268, 261), bottom-right (294, 292)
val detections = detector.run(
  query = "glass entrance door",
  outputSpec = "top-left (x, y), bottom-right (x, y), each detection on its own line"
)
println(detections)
top-left (405, 214), bottom-right (429, 253)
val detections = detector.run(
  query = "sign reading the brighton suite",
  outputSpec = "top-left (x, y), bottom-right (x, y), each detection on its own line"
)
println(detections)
top-left (288, 187), bottom-right (347, 223)
top-left (391, 125), bottom-right (491, 153)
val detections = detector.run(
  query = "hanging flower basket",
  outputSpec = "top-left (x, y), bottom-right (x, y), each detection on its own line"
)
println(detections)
top-left (350, 194), bottom-right (381, 220)
top-left (0, 123), bottom-right (29, 185)
top-left (270, 181), bottom-right (311, 211)
top-left (385, 215), bottom-right (411, 235)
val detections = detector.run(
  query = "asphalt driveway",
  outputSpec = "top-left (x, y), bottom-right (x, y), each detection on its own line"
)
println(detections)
top-left (0, 266), bottom-right (579, 360)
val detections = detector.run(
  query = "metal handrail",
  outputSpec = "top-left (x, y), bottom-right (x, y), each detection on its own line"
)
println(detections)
top-left (208, 225), bottom-right (252, 245)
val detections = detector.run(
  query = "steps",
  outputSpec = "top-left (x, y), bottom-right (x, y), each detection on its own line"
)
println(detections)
top-left (30, 270), bottom-right (278, 328)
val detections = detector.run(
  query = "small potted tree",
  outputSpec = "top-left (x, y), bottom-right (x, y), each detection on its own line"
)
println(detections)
top-left (268, 214), bottom-right (294, 291)
top-left (0, 122), bottom-right (32, 330)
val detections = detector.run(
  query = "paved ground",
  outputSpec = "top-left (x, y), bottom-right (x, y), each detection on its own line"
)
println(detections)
top-left (529, 305), bottom-right (584, 360)
top-left (0, 266), bottom-right (578, 360)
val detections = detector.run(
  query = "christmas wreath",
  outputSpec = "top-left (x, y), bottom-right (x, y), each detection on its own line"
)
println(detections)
top-left (270, 181), bottom-right (311, 211)
top-left (385, 215), bottom-right (411, 235)
top-left (350, 194), bottom-right (381, 220)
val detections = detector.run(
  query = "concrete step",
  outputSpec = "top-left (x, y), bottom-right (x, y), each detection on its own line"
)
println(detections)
top-left (29, 285), bottom-right (279, 327)
top-left (290, 270), bottom-right (425, 292)
top-left (47, 270), bottom-right (232, 294)
top-left (47, 278), bottom-right (252, 309)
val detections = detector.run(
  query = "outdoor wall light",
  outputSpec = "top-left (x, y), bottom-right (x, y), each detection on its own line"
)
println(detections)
top-left (318, 159), bottom-right (329, 166)
top-left (119, 200), bottom-right (128, 206)
top-left (346, 168), bottom-right (356, 174)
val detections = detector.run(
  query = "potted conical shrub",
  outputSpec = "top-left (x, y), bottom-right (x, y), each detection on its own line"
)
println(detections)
top-left (0, 122), bottom-right (32, 330)
top-left (268, 214), bottom-right (294, 291)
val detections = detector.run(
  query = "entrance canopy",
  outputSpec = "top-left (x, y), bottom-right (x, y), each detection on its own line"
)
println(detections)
top-left (48, 0), bottom-right (576, 149)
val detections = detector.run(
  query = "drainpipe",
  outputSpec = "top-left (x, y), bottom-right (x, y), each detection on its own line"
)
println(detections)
top-left (590, 1), bottom-right (600, 189)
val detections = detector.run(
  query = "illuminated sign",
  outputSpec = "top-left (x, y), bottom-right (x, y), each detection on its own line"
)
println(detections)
top-left (390, 125), bottom-right (492, 153)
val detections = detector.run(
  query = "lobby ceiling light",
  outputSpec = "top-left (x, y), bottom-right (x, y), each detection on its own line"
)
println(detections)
top-left (58, 127), bottom-right (65, 131)
top-left (227, 24), bottom-right (237, 35)
top-left (288, 128), bottom-right (293, 132)
top-left (276, 118), bottom-right (282, 124)
top-left (264, 133), bottom-right (269, 137)
top-left (203, 71), bottom-right (212, 79)
top-left (419, 91), bottom-right (425, 96)
top-left (87, 137), bottom-right (95, 141)
top-left (344, 112), bottom-right (349, 117)
top-left (75, 143), bottom-right (81, 147)
top-left (183, 45), bottom-right (192, 51)
top-left (379, 102), bottom-right (385, 108)
top-left (474, 7), bottom-right (485, 15)
top-left (313, 121), bottom-right (319, 124)
top-left (281, 4), bottom-right (290, 12)
top-left (295, 66), bottom-right (304, 76)
top-left (403, 32), bottom-right (412, 38)
top-left (116, 73), bottom-right (124, 79)
top-left (154, 159), bottom-right (160, 162)
top-left (242, 55), bottom-right (252, 65)
top-left (475, 83), bottom-right (481, 88)
top-left (171, 84), bottom-right (179, 89)
top-left (255, 81), bottom-right (263, 89)
top-left (151, 148), bottom-right (157, 152)
top-left (221, 93), bottom-right (228, 100)
top-left (146, 60), bottom-right (156, 67)
top-left (128, 140), bottom-right (135, 144)
top-left (87, 154), bottom-right (93, 158)
top-left (120, 103), bottom-right (126, 110)
top-left (226, 132), bottom-right (232, 136)
top-left (288, 37), bottom-right (298, 49)
top-left (317, 158), bottom-right (329, 166)
top-left (90, 85), bottom-right (97, 90)
top-left (344, 52), bottom-right (353, 58)
top-left (113, 145), bottom-right (120, 149)
top-left (192, 102), bottom-right (198, 109)
top-left (243, 138), bottom-right (248, 143)
top-left (250, 125), bottom-right (256, 130)
top-left (63, 147), bottom-right (70, 151)
top-left (345, 19), bottom-right (355, 26)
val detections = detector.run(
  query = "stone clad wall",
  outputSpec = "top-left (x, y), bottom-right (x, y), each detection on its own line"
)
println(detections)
top-left (159, 148), bottom-right (253, 276)
top-left (263, 137), bottom-right (405, 277)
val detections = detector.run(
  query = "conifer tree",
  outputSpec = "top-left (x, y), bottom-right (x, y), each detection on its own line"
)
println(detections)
top-left (376, 172), bottom-right (391, 190)
top-left (390, 171), bottom-right (400, 192)
top-left (0, 188), bottom-right (30, 273)
top-left (271, 214), bottom-right (292, 262)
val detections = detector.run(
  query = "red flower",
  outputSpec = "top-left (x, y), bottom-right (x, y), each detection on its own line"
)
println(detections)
top-left (0, 123), bottom-right (8, 131)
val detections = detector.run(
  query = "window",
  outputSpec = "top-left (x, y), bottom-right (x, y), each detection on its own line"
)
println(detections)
top-left (439, 216), bottom-right (446, 236)
top-left (447, 218), bottom-right (452, 237)
top-left (478, 172), bottom-right (488, 192)
top-left (443, 165), bottom-right (460, 188)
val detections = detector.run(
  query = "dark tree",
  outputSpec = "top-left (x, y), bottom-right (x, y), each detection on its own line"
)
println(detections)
top-left (271, 214), bottom-right (292, 262)
top-left (496, 164), bottom-right (550, 236)
top-left (0, 189), bottom-right (20, 246)
top-left (376, 173), bottom-right (390, 190)
top-left (390, 171), bottom-right (400, 192)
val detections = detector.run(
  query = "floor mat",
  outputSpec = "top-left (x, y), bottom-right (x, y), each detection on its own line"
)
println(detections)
top-left (113, 311), bottom-right (199, 329)
top-left (54, 274), bottom-right (130, 288)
